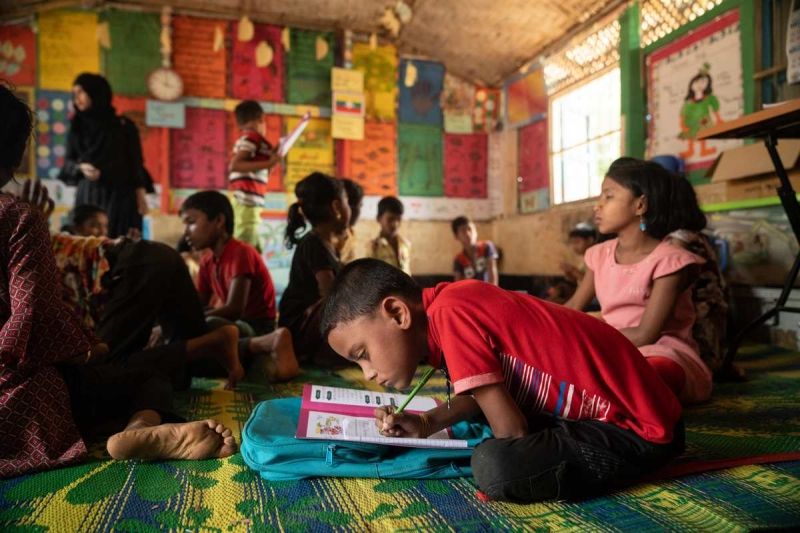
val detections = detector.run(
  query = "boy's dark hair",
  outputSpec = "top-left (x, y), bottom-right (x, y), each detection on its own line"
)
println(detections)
top-left (606, 157), bottom-right (706, 239)
top-left (0, 85), bottom-right (33, 181)
top-left (285, 172), bottom-right (345, 249)
top-left (451, 215), bottom-right (470, 235)
top-left (340, 178), bottom-right (364, 226)
top-left (377, 196), bottom-right (404, 218)
top-left (320, 258), bottom-right (422, 339)
top-left (71, 204), bottom-right (107, 226)
top-left (181, 190), bottom-right (235, 235)
top-left (235, 100), bottom-right (264, 126)
top-left (568, 223), bottom-right (597, 240)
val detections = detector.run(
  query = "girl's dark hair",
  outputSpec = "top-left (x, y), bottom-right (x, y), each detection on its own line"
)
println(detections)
top-left (71, 204), bottom-right (107, 227)
top-left (0, 85), bottom-right (34, 179)
top-left (285, 172), bottom-right (344, 249)
top-left (606, 157), bottom-right (706, 239)
top-left (685, 73), bottom-right (713, 102)
top-left (340, 178), bottom-right (364, 226)
top-left (181, 190), bottom-right (235, 234)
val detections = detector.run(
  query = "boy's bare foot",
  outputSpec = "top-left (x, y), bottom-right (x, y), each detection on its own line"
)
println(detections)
top-left (187, 325), bottom-right (244, 389)
top-left (107, 419), bottom-right (237, 461)
top-left (250, 327), bottom-right (300, 382)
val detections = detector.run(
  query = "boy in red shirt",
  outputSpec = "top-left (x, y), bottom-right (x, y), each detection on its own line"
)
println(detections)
top-left (320, 259), bottom-right (684, 503)
top-left (451, 215), bottom-right (499, 285)
top-left (181, 191), bottom-right (298, 381)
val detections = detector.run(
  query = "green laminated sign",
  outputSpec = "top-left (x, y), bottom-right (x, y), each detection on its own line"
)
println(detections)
top-left (398, 124), bottom-right (443, 197)
top-left (287, 30), bottom-right (334, 106)
top-left (102, 10), bottom-right (161, 96)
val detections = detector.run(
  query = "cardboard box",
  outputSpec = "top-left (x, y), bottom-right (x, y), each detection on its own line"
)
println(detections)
top-left (700, 140), bottom-right (800, 204)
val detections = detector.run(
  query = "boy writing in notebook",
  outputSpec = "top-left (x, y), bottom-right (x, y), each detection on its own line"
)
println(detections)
top-left (320, 259), bottom-right (684, 503)
top-left (228, 100), bottom-right (280, 251)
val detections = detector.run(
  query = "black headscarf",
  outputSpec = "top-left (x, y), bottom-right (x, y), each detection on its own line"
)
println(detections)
top-left (70, 73), bottom-right (121, 168)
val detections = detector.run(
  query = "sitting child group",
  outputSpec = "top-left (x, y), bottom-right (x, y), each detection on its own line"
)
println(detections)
top-left (1, 82), bottom-right (725, 504)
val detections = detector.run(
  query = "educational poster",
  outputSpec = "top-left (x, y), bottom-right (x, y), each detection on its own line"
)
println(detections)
top-left (38, 11), bottom-right (99, 91)
top-left (284, 116), bottom-right (334, 193)
top-left (169, 107), bottom-right (227, 189)
top-left (113, 96), bottom-right (167, 186)
top-left (12, 87), bottom-right (35, 179)
top-left (474, 87), bottom-right (500, 133)
top-left (226, 112), bottom-right (283, 192)
top-left (35, 90), bottom-right (72, 180)
top-left (646, 9), bottom-right (743, 172)
top-left (102, 10), bottom-right (161, 96)
top-left (518, 119), bottom-right (550, 213)
top-left (287, 30), bottom-right (334, 106)
top-left (338, 122), bottom-right (397, 196)
top-left (505, 69), bottom-right (547, 127)
top-left (352, 42), bottom-right (397, 120)
top-left (442, 73), bottom-right (475, 134)
top-left (331, 67), bottom-right (365, 140)
top-left (708, 206), bottom-right (800, 286)
top-left (172, 16), bottom-right (228, 99)
top-left (259, 217), bottom-right (294, 298)
top-left (0, 23), bottom-right (36, 85)
top-left (231, 22), bottom-right (285, 102)
top-left (398, 59), bottom-right (444, 126)
top-left (443, 133), bottom-right (488, 198)
top-left (398, 123), bottom-right (443, 196)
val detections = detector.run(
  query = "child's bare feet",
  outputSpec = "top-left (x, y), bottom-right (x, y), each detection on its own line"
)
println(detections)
top-left (187, 325), bottom-right (244, 389)
top-left (107, 419), bottom-right (237, 461)
top-left (250, 327), bottom-right (300, 382)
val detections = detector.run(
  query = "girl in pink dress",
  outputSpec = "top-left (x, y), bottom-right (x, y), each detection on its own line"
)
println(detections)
top-left (566, 159), bottom-right (712, 404)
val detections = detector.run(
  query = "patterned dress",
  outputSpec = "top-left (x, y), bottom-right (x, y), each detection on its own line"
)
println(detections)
top-left (0, 195), bottom-right (94, 478)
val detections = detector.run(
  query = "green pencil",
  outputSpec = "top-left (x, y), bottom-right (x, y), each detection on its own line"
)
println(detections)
top-left (394, 366), bottom-right (437, 414)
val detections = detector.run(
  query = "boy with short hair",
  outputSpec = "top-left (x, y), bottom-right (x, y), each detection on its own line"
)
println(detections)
top-left (229, 100), bottom-right (281, 251)
top-left (320, 259), bottom-right (684, 503)
top-left (451, 215), bottom-right (499, 285)
top-left (368, 196), bottom-right (411, 275)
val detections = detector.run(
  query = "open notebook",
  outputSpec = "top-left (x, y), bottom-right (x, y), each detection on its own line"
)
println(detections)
top-left (295, 384), bottom-right (470, 449)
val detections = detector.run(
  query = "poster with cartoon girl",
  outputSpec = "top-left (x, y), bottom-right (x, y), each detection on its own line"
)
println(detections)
top-left (646, 9), bottom-right (744, 172)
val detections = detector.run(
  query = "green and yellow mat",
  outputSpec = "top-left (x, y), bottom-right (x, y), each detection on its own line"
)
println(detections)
top-left (2, 345), bottom-right (800, 532)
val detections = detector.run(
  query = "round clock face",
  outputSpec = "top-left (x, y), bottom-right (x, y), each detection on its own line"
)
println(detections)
top-left (147, 68), bottom-right (184, 101)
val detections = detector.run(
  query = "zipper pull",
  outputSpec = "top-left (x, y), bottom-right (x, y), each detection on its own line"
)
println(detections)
top-left (326, 444), bottom-right (336, 466)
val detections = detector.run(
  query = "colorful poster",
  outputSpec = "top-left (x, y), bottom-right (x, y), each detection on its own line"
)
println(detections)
top-left (443, 133), bottom-right (488, 199)
top-left (226, 112), bottom-right (284, 192)
top-left (284, 117), bottom-right (334, 193)
top-left (352, 42), bottom-right (397, 120)
top-left (173, 16), bottom-right (228, 99)
top-left (398, 124), bottom-right (443, 196)
top-left (518, 119), bottom-right (550, 213)
top-left (646, 9), bottom-right (743, 172)
top-left (338, 122), bottom-right (397, 196)
top-left (505, 69), bottom-right (547, 127)
top-left (231, 22), bottom-right (285, 102)
top-left (114, 96), bottom-right (168, 186)
top-left (442, 73), bottom-right (475, 134)
top-left (259, 217), bottom-right (294, 298)
top-left (331, 68), bottom-right (365, 140)
top-left (170, 107), bottom-right (227, 189)
top-left (38, 11), bottom-right (99, 91)
top-left (102, 10), bottom-right (161, 96)
top-left (398, 60), bottom-right (444, 126)
top-left (287, 30), bottom-right (334, 106)
top-left (0, 23), bottom-right (36, 85)
top-left (473, 87), bottom-right (500, 133)
top-left (35, 90), bottom-right (72, 180)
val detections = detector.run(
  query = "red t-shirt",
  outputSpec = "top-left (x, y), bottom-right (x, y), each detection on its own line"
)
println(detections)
top-left (423, 281), bottom-right (682, 444)
top-left (197, 238), bottom-right (276, 320)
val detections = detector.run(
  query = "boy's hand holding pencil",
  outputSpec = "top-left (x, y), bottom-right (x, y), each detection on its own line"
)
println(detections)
top-left (375, 407), bottom-right (431, 439)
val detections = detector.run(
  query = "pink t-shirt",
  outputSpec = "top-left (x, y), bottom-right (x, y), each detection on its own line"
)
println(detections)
top-left (585, 239), bottom-right (712, 403)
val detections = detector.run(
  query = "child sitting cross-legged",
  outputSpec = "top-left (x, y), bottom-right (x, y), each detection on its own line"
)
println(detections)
top-left (320, 259), bottom-right (684, 503)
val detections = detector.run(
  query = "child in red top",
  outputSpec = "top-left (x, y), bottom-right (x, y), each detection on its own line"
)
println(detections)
top-left (451, 215), bottom-right (499, 285)
top-left (181, 191), bottom-right (299, 380)
top-left (320, 259), bottom-right (684, 503)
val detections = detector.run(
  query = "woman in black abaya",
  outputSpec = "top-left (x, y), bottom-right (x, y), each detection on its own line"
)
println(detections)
top-left (58, 73), bottom-right (152, 238)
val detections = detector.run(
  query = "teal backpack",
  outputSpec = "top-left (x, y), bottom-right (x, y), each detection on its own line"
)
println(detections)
top-left (241, 397), bottom-right (493, 481)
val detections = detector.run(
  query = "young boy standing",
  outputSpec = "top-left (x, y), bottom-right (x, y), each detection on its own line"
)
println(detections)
top-left (320, 259), bottom-right (684, 503)
top-left (368, 196), bottom-right (411, 275)
top-left (228, 100), bottom-right (281, 251)
top-left (451, 215), bottom-right (499, 285)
